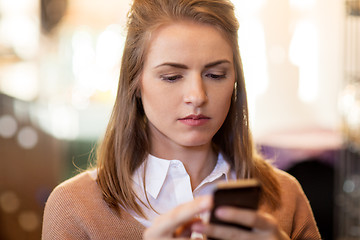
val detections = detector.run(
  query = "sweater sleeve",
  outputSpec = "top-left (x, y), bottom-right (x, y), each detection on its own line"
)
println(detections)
top-left (42, 172), bottom-right (146, 240)
top-left (42, 184), bottom-right (89, 240)
top-left (288, 175), bottom-right (321, 240)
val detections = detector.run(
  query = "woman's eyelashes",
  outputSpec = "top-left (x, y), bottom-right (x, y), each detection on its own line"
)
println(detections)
top-left (160, 74), bottom-right (183, 82)
top-left (205, 73), bottom-right (227, 80)
top-left (159, 72), bottom-right (227, 82)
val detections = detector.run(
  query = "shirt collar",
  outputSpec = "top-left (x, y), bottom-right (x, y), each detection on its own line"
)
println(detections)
top-left (132, 153), bottom-right (232, 199)
top-left (132, 154), bottom-right (171, 199)
top-left (204, 153), bottom-right (231, 182)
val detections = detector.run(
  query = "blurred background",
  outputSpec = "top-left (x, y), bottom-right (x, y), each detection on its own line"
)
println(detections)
top-left (0, 0), bottom-right (359, 239)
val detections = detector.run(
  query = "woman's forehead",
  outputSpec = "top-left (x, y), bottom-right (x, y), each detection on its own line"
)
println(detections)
top-left (144, 21), bottom-right (233, 66)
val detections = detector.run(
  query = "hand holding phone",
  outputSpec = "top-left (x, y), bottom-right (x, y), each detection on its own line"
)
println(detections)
top-left (209, 179), bottom-right (261, 232)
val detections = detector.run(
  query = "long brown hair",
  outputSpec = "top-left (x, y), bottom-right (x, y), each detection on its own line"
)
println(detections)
top-left (96, 0), bottom-right (281, 217)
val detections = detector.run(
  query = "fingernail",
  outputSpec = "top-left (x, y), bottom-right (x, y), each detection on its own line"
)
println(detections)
top-left (215, 208), bottom-right (227, 218)
top-left (190, 231), bottom-right (205, 239)
top-left (192, 222), bottom-right (205, 233)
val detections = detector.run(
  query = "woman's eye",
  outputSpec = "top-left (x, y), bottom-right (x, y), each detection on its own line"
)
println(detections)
top-left (160, 75), bottom-right (183, 82)
top-left (206, 73), bottom-right (226, 80)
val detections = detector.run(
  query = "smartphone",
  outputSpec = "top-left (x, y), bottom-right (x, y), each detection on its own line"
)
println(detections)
top-left (209, 179), bottom-right (261, 233)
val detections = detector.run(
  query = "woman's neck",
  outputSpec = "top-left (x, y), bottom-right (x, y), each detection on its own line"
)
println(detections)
top-left (150, 142), bottom-right (218, 190)
top-left (183, 147), bottom-right (218, 190)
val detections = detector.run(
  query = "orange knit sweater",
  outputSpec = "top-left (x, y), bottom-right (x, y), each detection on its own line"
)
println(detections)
top-left (42, 169), bottom-right (321, 239)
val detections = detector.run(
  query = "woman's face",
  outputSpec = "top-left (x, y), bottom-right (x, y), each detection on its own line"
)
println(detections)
top-left (140, 21), bottom-right (235, 154)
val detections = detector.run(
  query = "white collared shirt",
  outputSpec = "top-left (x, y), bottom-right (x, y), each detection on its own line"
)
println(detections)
top-left (130, 153), bottom-right (235, 227)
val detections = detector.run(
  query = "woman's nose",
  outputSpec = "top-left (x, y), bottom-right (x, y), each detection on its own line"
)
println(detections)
top-left (183, 75), bottom-right (208, 107)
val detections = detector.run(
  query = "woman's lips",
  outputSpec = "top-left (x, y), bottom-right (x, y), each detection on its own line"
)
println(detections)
top-left (178, 114), bottom-right (210, 126)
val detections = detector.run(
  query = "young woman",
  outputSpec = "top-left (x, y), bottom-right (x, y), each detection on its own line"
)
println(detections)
top-left (42, 0), bottom-right (321, 239)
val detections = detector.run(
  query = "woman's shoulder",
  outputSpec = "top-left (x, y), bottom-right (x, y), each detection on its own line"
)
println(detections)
top-left (42, 170), bottom-right (102, 239)
top-left (264, 167), bottom-right (321, 239)
top-left (260, 166), bottom-right (309, 212)
top-left (42, 169), bottom-right (145, 239)
top-left (45, 170), bottom-right (101, 212)
top-left (58, 169), bottom-right (97, 188)
top-left (52, 170), bottom-right (97, 195)
top-left (272, 167), bottom-right (304, 193)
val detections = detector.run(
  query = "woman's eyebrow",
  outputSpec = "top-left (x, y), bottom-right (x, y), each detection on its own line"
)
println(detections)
top-left (154, 60), bottom-right (231, 69)
top-left (155, 63), bottom-right (188, 69)
top-left (204, 60), bottom-right (231, 68)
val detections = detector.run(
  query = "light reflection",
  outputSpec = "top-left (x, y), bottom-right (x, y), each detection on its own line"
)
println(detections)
top-left (49, 105), bottom-right (79, 140)
top-left (339, 84), bottom-right (358, 115)
top-left (343, 179), bottom-right (355, 193)
top-left (289, 20), bottom-right (318, 103)
top-left (95, 24), bottom-right (124, 93)
top-left (0, 191), bottom-right (20, 213)
top-left (0, 0), bottom-right (39, 60)
top-left (290, 0), bottom-right (316, 10)
top-left (235, 0), bottom-right (267, 18)
top-left (32, 103), bottom-right (79, 140)
top-left (234, 0), bottom-right (268, 125)
top-left (268, 45), bottom-right (286, 65)
top-left (17, 126), bottom-right (38, 149)
top-left (0, 63), bottom-right (39, 101)
top-left (18, 210), bottom-right (39, 232)
top-left (71, 87), bottom-right (91, 109)
top-left (0, 0), bottom-right (36, 14)
top-left (96, 25), bottom-right (123, 70)
top-left (0, 16), bottom-right (39, 59)
top-left (72, 28), bottom-right (96, 91)
top-left (0, 0), bottom-right (39, 101)
top-left (70, 25), bottom-right (123, 108)
top-left (339, 83), bottom-right (360, 140)
top-left (0, 115), bottom-right (18, 138)
top-left (238, 19), bottom-right (268, 122)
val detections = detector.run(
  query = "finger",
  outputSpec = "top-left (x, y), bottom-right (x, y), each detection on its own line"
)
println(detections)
top-left (148, 238), bottom-right (189, 240)
top-left (195, 222), bottom-right (255, 240)
top-left (159, 196), bottom-right (212, 232)
top-left (174, 217), bottom-right (202, 237)
top-left (144, 196), bottom-right (212, 238)
top-left (215, 207), bottom-right (277, 231)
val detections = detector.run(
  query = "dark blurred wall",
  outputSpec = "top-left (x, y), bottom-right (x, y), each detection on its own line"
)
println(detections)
top-left (0, 94), bottom-right (64, 239)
